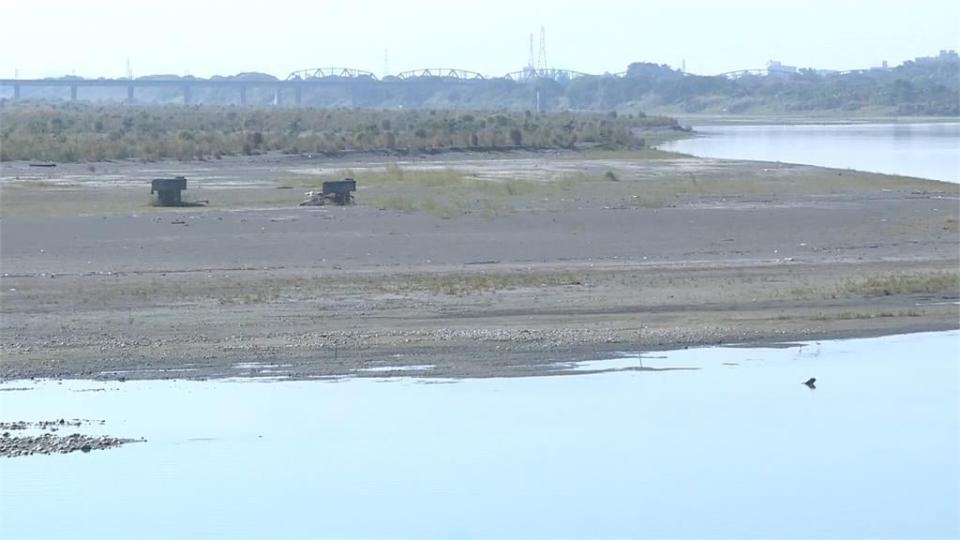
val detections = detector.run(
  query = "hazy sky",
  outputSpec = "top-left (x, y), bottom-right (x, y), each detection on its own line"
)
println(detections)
top-left (2, 0), bottom-right (958, 79)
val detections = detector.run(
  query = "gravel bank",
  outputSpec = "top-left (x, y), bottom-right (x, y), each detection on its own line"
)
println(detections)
top-left (0, 420), bottom-right (144, 458)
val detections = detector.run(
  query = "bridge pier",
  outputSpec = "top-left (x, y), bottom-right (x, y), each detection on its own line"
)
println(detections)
top-left (295, 85), bottom-right (302, 105)
top-left (13, 83), bottom-right (20, 100)
top-left (273, 87), bottom-right (281, 106)
top-left (183, 84), bottom-right (192, 105)
top-left (126, 85), bottom-right (134, 103)
top-left (239, 86), bottom-right (247, 105)
top-left (70, 85), bottom-right (78, 101)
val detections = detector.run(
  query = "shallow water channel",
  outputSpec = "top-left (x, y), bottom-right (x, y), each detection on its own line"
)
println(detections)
top-left (1, 331), bottom-right (958, 539)
top-left (660, 122), bottom-right (960, 182)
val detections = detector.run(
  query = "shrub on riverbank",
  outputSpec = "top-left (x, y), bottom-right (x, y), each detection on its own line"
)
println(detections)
top-left (0, 103), bottom-right (682, 162)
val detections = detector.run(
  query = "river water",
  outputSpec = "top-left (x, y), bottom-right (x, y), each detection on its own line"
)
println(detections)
top-left (659, 122), bottom-right (960, 182)
top-left (1, 331), bottom-right (958, 539)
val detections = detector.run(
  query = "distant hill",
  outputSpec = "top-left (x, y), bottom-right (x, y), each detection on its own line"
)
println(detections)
top-left (3, 52), bottom-right (957, 115)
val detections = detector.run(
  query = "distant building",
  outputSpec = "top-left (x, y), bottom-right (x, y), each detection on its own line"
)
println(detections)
top-left (913, 50), bottom-right (959, 65)
top-left (766, 60), bottom-right (798, 77)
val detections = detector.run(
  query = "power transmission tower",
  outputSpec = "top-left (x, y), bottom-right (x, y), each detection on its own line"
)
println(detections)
top-left (537, 26), bottom-right (547, 72)
top-left (126, 57), bottom-right (133, 80)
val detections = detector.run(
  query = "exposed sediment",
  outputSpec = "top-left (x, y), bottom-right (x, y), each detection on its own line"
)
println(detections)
top-left (1, 152), bottom-right (957, 382)
top-left (0, 420), bottom-right (144, 458)
top-left (1, 432), bottom-right (142, 458)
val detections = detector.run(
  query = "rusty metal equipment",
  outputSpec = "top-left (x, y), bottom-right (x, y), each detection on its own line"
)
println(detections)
top-left (151, 176), bottom-right (187, 206)
top-left (300, 178), bottom-right (356, 206)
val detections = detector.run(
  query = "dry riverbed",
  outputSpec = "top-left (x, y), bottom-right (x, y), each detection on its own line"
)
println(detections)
top-left (1, 150), bottom-right (958, 381)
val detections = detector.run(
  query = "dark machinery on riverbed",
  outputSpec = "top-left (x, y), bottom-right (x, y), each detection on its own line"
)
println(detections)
top-left (150, 176), bottom-right (208, 207)
top-left (151, 176), bottom-right (188, 206)
top-left (300, 178), bottom-right (356, 206)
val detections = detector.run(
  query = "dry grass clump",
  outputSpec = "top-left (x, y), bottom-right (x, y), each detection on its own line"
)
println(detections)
top-left (840, 271), bottom-right (960, 297)
top-left (283, 164), bottom-right (571, 217)
top-left (395, 271), bottom-right (584, 296)
top-left (811, 310), bottom-right (922, 321)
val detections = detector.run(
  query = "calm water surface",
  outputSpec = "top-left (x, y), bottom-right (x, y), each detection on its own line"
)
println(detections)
top-left (660, 123), bottom-right (960, 182)
top-left (1, 331), bottom-right (958, 539)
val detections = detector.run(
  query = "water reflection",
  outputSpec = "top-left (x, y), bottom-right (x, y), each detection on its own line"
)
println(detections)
top-left (1, 331), bottom-right (957, 539)
top-left (660, 122), bottom-right (960, 182)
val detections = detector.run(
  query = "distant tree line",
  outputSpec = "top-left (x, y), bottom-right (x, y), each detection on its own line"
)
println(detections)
top-left (0, 105), bottom-right (682, 162)
top-left (609, 58), bottom-right (959, 116)
top-left (5, 53), bottom-right (956, 115)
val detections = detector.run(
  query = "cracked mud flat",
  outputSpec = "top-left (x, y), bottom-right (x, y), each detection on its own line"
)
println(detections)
top-left (1, 150), bottom-right (958, 382)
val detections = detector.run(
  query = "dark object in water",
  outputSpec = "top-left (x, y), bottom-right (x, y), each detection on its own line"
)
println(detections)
top-left (28, 163), bottom-right (56, 167)
top-left (803, 377), bottom-right (817, 389)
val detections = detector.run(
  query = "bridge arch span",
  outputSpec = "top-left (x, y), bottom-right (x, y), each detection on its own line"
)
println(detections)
top-left (395, 68), bottom-right (487, 80)
top-left (286, 68), bottom-right (378, 81)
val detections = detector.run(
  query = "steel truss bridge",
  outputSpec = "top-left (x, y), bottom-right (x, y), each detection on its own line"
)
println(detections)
top-left (504, 68), bottom-right (594, 82)
top-left (395, 68), bottom-right (486, 80)
top-left (714, 67), bottom-right (853, 79)
top-left (286, 67), bottom-right (377, 80)
top-left (2, 65), bottom-right (810, 104)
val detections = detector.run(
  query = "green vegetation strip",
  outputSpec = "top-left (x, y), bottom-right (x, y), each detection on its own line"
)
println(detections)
top-left (0, 104), bottom-right (682, 162)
